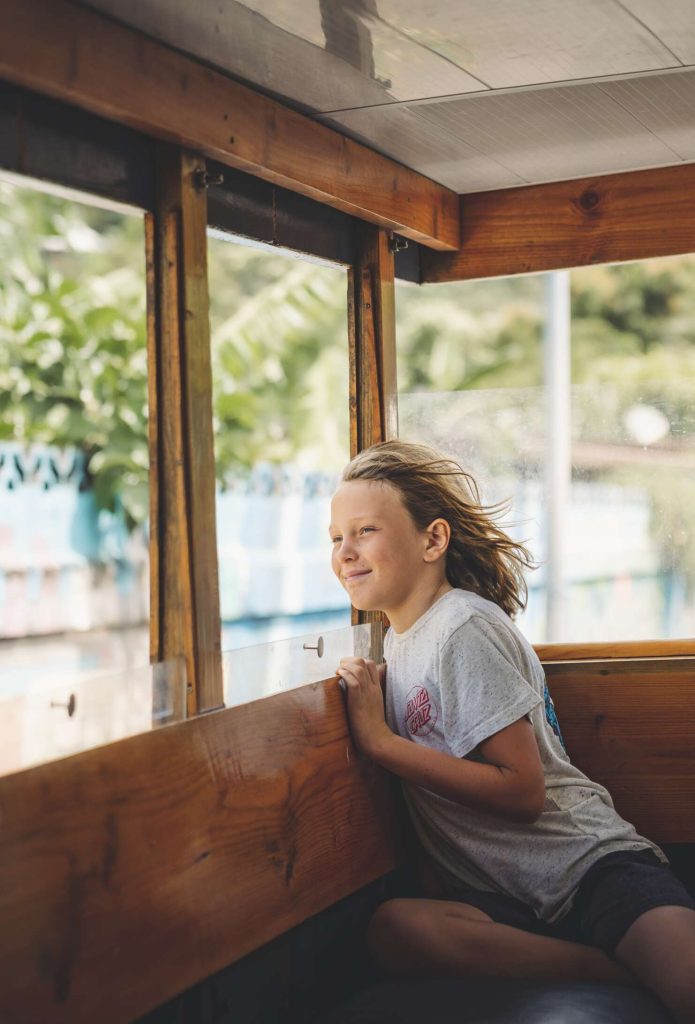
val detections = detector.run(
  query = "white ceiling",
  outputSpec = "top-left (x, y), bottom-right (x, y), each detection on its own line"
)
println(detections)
top-left (80, 0), bottom-right (695, 193)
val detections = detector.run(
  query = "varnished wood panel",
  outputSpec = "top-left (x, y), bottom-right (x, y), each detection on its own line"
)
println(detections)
top-left (145, 213), bottom-right (160, 664)
top-left (0, 0), bottom-right (459, 251)
top-left (543, 658), bottom-right (695, 842)
top-left (0, 679), bottom-right (401, 1024)
top-left (349, 226), bottom-right (398, 456)
top-left (348, 226), bottom-right (398, 633)
top-left (536, 639), bottom-right (695, 661)
top-left (422, 164), bottom-right (695, 282)
top-left (149, 146), bottom-right (222, 713)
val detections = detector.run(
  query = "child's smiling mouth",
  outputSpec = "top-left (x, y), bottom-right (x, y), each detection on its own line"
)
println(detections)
top-left (343, 570), bottom-right (372, 584)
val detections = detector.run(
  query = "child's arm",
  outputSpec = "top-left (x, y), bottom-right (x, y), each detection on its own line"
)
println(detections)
top-left (336, 657), bottom-right (545, 824)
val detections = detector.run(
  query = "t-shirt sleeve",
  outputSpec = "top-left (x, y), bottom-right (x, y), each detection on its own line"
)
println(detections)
top-left (438, 614), bottom-right (542, 758)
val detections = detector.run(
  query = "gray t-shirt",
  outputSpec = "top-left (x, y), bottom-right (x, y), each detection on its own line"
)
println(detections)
top-left (383, 588), bottom-right (664, 922)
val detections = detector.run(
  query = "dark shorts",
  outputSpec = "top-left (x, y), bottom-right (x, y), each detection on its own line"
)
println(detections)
top-left (447, 849), bottom-right (695, 956)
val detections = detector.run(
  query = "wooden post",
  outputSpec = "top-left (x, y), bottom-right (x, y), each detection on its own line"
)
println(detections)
top-left (348, 225), bottom-right (398, 455)
top-left (147, 146), bottom-right (223, 714)
top-left (347, 226), bottom-right (398, 636)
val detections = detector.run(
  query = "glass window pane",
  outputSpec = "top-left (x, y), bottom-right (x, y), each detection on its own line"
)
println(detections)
top-left (0, 173), bottom-right (151, 735)
top-left (0, 656), bottom-right (186, 776)
top-left (396, 259), bottom-right (695, 644)
top-left (207, 235), bottom-right (351, 668)
top-left (223, 622), bottom-right (380, 706)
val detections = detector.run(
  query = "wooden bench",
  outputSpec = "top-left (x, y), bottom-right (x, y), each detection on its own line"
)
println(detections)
top-left (0, 658), bottom-right (693, 1023)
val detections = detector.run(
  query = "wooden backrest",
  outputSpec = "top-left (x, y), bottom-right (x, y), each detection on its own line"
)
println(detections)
top-left (544, 658), bottom-right (695, 843)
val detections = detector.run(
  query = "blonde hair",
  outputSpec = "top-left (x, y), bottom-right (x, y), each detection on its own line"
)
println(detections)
top-left (342, 440), bottom-right (535, 618)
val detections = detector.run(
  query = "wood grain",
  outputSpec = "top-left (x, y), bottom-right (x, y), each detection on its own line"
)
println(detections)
top-left (348, 226), bottom-right (398, 632)
top-left (0, 679), bottom-right (401, 1024)
top-left (422, 164), bottom-right (695, 282)
top-left (150, 146), bottom-right (222, 714)
top-left (0, 0), bottom-right (459, 251)
top-left (544, 658), bottom-right (695, 842)
top-left (349, 225), bottom-right (398, 456)
top-left (145, 213), bottom-right (160, 664)
top-left (536, 639), bottom-right (695, 662)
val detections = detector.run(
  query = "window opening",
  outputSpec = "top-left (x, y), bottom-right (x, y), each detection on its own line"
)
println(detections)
top-left (207, 231), bottom-right (352, 672)
top-left (396, 257), bottom-right (695, 644)
top-left (0, 171), bottom-right (178, 773)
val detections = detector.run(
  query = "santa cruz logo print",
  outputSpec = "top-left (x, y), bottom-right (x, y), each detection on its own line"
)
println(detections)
top-left (405, 685), bottom-right (438, 737)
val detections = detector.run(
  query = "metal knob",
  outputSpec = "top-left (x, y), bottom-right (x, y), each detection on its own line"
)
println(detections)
top-left (303, 636), bottom-right (324, 658)
top-left (50, 693), bottom-right (77, 717)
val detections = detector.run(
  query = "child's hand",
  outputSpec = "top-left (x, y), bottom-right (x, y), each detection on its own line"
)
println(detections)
top-left (336, 658), bottom-right (392, 758)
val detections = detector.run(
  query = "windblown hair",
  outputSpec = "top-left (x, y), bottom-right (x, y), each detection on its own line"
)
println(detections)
top-left (342, 440), bottom-right (535, 618)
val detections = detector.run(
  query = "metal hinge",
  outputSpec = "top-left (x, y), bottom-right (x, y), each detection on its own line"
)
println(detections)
top-left (388, 233), bottom-right (409, 254)
top-left (194, 168), bottom-right (225, 190)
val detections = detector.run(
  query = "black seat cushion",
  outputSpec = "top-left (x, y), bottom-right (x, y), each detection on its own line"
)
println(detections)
top-left (318, 978), bottom-right (672, 1024)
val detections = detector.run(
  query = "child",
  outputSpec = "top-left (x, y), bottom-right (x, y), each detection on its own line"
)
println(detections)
top-left (330, 439), bottom-right (695, 1024)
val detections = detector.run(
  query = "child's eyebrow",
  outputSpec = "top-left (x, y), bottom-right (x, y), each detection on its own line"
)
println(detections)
top-left (331, 514), bottom-right (385, 528)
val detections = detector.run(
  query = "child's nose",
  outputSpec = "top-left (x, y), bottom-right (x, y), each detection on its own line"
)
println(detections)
top-left (337, 537), bottom-right (357, 561)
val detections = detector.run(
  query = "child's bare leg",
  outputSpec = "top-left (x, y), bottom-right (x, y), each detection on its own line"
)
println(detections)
top-left (614, 906), bottom-right (695, 1024)
top-left (368, 898), bottom-right (633, 986)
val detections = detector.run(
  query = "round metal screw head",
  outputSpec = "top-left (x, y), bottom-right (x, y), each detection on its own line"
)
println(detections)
top-left (303, 637), bottom-right (324, 658)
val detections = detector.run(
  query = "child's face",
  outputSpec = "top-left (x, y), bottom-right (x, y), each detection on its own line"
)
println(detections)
top-left (329, 479), bottom-right (433, 616)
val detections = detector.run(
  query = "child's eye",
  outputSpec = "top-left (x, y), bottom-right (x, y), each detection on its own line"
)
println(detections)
top-left (359, 526), bottom-right (375, 535)
top-left (330, 536), bottom-right (342, 544)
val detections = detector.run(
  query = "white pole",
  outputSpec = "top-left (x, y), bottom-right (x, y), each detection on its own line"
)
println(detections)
top-left (544, 271), bottom-right (571, 641)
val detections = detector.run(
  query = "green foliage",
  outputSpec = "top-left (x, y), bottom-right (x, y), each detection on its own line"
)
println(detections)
top-left (207, 239), bottom-right (348, 479)
top-left (396, 275), bottom-right (544, 392)
top-left (0, 178), bottom-right (149, 527)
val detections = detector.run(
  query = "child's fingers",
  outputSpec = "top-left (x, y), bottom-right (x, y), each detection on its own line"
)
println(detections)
top-left (336, 666), bottom-right (362, 689)
top-left (338, 657), bottom-right (380, 687)
top-left (337, 659), bottom-right (380, 692)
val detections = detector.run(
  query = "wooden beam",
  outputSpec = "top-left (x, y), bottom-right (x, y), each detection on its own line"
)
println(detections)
top-left (422, 164), bottom-right (695, 283)
top-left (544, 658), bottom-right (695, 843)
top-left (0, 679), bottom-right (401, 1024)
top-left (147, 146), bottom-right (222, 714)
top-left (347, 226), bottom-right (398, 638)
top-left (0, 0), bottom-right (459, 251)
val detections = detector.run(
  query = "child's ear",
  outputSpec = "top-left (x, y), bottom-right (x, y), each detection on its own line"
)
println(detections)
top-left (424, 518), bottom-right (450, 562)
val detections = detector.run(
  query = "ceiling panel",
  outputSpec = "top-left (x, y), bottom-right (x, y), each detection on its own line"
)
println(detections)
top-left (244, 0), bottom-right (487, 101)
top-left (601, 70), bottom-right (695, 160)
top-left (375, 0), bottom-right (682, 91)
top-left (323, 73), bottom-right (692, 192)
top-left (620, 0), bottom-right (695, 65)
top-left (419, 82), bottom-right (682, 181)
